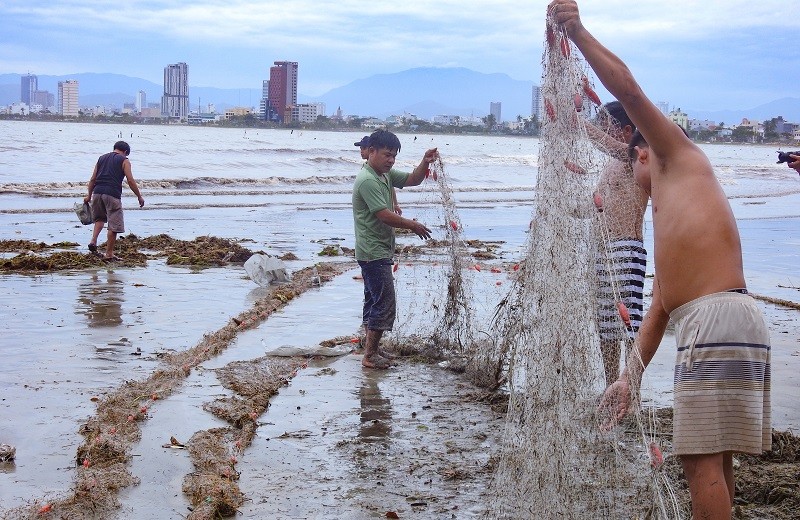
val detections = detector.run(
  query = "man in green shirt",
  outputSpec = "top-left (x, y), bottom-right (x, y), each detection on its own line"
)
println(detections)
top-left (352, 129), bottom-right (438, 369)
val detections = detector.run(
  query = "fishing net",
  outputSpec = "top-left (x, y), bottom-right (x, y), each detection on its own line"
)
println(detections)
top-left (385, 155), bottom-right (508, 389)
top-left (485, 21), bottom-right (683, 518)
top-left (374, 16), bottom-right (683, 519)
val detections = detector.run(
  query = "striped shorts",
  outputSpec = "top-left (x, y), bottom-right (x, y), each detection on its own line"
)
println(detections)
top-left (670, 291), bottom-right (771, 455)
top-left (596, 238), bottom-right (646, 341)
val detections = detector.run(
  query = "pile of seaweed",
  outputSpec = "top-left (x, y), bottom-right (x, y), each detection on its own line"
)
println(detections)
top-left (0, 235), bottom-right (258, 271)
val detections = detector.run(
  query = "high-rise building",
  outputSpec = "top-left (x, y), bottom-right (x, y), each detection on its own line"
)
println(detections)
top-left (656, 101), bottom-right (670, 116)
top-left (490, 101), bottom-right (502, 124)
top-left (32, 90), bottom-right (55, 110)
top-left (161, 62), bottom-right (189, 120)
top-left (135, 91), bottom-right (147, 114)
top-left (259, 79), bottom-right (271, 120)
top-left (268, 61), bottom-right (298, 123)
top-left (21, 74), bottom-right (37, 105)
top-left (531, 85), bottom-right (542, 121)
top-left (296, 102), bottom-right (326, 124)
top-left (58, 80), bottom-right (79, 117)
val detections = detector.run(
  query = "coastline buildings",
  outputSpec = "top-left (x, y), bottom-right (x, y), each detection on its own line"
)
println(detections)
top-left (268, 61), bottom-right (298, 123)
top-left (490, 101), bottom-right (502, 124)
top-left (20, 74), bottom-right (55, 113)
top-left (135, 90), bottom-right (146, 114)
top-left (295, 102), bottom-right (325, 124)
top-left (21, 74), bottom-right (37, 105)
top-left (162, 62), bottom-right (189, 120)
top-left (259, 80), bottom-right (274, 121)
top-left (668, 108), bottom-right (689, 131)
top-left (531, 85), bottom-right (542, 121)
top-left (57, 80), bottom-right (79, 117)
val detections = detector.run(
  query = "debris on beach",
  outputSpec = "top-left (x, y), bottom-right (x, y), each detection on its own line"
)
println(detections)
top-left (243, 254), bottom-right (290, 287)
top-left (317, 244), bottom-right (341, 256)
top-left (0, 235), bottom-right (255, 272)
top-left (0, 444), bottom-right (15, 462)
top-left (0, 239), bottom-right (52, 252)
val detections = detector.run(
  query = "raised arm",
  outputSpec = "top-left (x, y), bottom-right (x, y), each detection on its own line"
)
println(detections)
top-left (585, 120), bottom-right (628, 162)
top-left (549, 0), bottom-right (687, 159)
top-left (404, 148), bottom-right (438, 187)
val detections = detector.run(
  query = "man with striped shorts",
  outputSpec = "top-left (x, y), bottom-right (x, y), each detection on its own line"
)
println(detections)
top-left (593, 101), bottom-right (649, 386)
top-left (551, 2), bottom-right (772, 518)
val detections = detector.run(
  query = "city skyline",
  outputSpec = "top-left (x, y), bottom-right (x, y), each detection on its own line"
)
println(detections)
top-left (6, 68), bottom-right (800, 127)
top-left (1, 1), bottom-right (796, 114)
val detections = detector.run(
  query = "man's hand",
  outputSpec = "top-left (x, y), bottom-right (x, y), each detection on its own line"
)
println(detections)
top-left (789, 154), bottom-right (800, 174)
top-left (548, 0), bottom-right (583, 38)
top-left (394, 204), bottom-right (403, 216)
top-left (137, 195), bottom-right (145, 208)
top-left (409, 220), bottom-right (432, 240)
top-left (83, 195), bottom-right (91, 203)
top-left (422, 148), bottom-right (439, 164)
top-left (597, 378), bottom-right (632, 431)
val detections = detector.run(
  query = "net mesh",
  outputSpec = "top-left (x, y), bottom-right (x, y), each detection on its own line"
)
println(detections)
top-left (485, 22), bottom-right (683, 518)
top-left (381, 19), bottom-right (685, 519)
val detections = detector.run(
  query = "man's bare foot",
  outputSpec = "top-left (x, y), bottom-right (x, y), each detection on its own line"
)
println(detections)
top-left (362, 354), bottom-right (394, 369)
top-left (378, 349), bottom-right (397, 360)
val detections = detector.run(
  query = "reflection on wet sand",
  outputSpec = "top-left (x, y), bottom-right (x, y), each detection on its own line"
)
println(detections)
top-left (358, 371), bottom-right (392, 442)
top-left (77, 270), bottom-right (124, 328)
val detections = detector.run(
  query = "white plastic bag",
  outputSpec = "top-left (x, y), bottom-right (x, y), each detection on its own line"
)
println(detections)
top-left (244, 254), bottom-right (290, 287)
top-left (74, 201), bottom-right (93, 225)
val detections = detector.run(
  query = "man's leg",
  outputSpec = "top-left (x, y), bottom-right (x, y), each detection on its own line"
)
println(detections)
top-left (362, 328), bottom-right (391, 368)
top-left (360, 259), bottom-right (396, 368)
top-left (723, 451), bottom-right (735, 507)
top-left (105, 230), bottom-right (117, 258)
top-left (599, 339), bottom-right (621, 387)
top-left (90, 221), bottom-right (104, 248)
top-left (681, 452), bottom-right (731, 519)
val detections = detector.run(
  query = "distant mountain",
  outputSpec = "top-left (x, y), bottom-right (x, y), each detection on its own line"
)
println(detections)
top-left (0, 73), bottom-right (260, 112)
top-left (686, 97), bottom-right (800, 125)
top-left (311, 67), bottom-right (535, 120)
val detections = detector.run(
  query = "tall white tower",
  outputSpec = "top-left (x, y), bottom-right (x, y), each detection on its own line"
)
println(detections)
top-left (161, 62), bottom-right (189, 120)
top-left (58, 80), bottom-right (79, 117)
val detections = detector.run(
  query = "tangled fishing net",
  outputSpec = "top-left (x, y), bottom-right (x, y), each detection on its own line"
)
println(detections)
top-left (361, 15), bottom-right (686, 519)
top-left (484, 20), bottom-right (683, 519)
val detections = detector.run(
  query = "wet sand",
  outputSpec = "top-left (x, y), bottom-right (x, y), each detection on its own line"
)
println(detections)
top-left (0, 248), bottom-right (798, 518)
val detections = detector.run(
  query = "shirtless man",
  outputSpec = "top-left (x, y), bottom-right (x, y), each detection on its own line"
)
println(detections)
top-left (550, 2), bottom-right (771, 518)
top-left (592, 101), bottom-right (648, 386)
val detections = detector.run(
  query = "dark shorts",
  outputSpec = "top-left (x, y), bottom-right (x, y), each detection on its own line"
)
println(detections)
top-left (90, 194), bottom-right (125, 233)
top-left (358, 258), bottom-right (396, 331)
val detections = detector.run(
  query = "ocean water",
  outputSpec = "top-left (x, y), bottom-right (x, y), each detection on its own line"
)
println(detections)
top-left (1, 120), bottom-right (799, 292)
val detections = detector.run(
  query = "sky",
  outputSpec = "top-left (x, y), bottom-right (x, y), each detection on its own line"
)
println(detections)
top-left (1, 0), bottom-right (797, 111)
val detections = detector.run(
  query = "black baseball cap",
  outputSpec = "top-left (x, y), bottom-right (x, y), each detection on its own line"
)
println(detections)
top-left (354, 136), bottom-right (370, 148)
